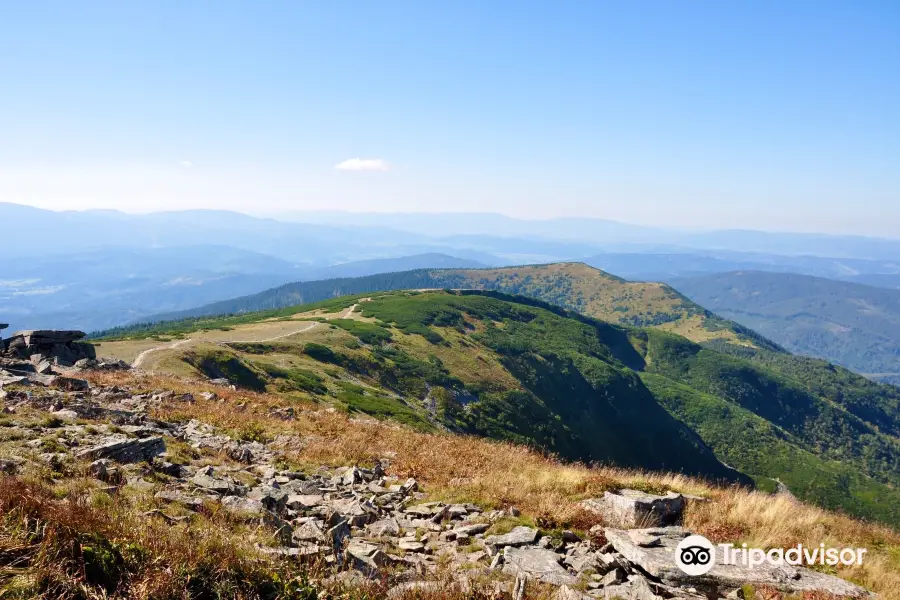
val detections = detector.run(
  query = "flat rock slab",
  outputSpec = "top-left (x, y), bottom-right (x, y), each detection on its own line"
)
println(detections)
top-left (398, 539), bottom-right (426, 553)
top-left (285, 494), bottom-right (324, 510)
top-left (485, 526), bottom-right (539, 547)
top-left (502, 547), bottom-right (577, 586)
top-left (154, 490), bottom-right (204, 510)
top-left (454, 522), bottom-right (490, 536)
top-left (582, 489), bottom-right (684, 528)
top-left (76, 436), bottom-right (165, 463)
top-left (221, 496), bottom-right (264, 515)
top-left (605, 527), bottom-right (873, 598)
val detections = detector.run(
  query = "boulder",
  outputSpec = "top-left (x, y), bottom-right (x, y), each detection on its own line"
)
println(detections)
top-left (285, 494), bottom-right (324, 510)
top-left (582, 489), bottom-right (685, 527)
top-left (454, 522), bottom-right (490, 536)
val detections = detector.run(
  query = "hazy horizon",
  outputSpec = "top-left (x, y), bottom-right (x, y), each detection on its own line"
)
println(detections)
top-left (2, 2), bottom-right (898, 236)
top-left (7, 201), bottom-right (900, 241)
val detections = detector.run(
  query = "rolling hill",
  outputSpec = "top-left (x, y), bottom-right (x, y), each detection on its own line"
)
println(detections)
top-left (96, 288), bottom-right (900, 526)
top-left (671, 270), bottom-right (900, 381)
top-left (135, 263), bottom-right (775, 350)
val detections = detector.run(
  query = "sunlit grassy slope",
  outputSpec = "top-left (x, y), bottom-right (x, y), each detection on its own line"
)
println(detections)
top-left (112, 263), bottom-right (776, 350)
top-left (97, 289), bottom-right (900, 527)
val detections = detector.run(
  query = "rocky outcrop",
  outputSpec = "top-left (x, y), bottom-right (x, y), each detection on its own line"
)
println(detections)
top-left (0, 329), bottom-right (128, 391)
top-left (76, 435), bottom-right (166, 463)
top-left (2, 330), bottom-right (95, 365)
top-left (581, 489), bottom-right (686, 528)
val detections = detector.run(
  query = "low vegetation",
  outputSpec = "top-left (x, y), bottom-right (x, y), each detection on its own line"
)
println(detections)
top-left (96, 289), bottom-right (900, 528)
top-left (5, 368), bottom-right (896, 599)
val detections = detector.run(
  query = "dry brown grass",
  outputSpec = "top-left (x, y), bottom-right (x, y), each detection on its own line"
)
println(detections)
top-left (687, 489), bottom-right (900, 598)
top-left (0, 475), bottom-right (513, 599)
top-left (76, 371), bottom-right (900, 599)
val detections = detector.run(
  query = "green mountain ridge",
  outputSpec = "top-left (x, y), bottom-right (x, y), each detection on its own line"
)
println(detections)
top-left (111, 263), bottom-right (780, 353)
top-left (99, 287), bottom-right (900, 527)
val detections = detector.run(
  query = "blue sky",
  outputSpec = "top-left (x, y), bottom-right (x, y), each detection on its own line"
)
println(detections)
top-left (1, 1), bottom-right (898, 235)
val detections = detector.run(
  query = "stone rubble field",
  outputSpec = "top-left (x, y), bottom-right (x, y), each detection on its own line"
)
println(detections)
top-left (0, 355), bottom-right (875, 598)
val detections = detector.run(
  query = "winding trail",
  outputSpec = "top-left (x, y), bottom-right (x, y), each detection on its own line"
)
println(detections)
top-left (132, 338), bottom-right (192, 369)
top-left (130, 303), bottom-right (358, 369)
top-left (229, 321), bottom-right (320, 344)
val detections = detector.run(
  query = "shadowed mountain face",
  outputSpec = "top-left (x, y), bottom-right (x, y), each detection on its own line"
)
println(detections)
top-left (99, 289), bottom-right (900, 526)
top-left (670, 271), bottom-right (900, 381)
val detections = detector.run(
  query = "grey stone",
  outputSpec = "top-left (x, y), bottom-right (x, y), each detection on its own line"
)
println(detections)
top-left (553, 586), bottom-right (594, 600)
top-left (398, 539), bottom-right (426, 553)
top-left (293, 521), bottom-right (327, 543)
top-left (582, 489), bottom-right (684, 528)
top-left (598, 567), bottom-right (625, 586)
top-left (285, 493), bottom-right (324, 510)
top-left (502, 546), bottom-right (578, 586)
top-left (367, 518), bottom-right (401, 537)
top-left (485, 526), bottom-right (539, 547)
top-left (191, 466), bottom-right (241, 495)
top-left (155, 490), bottom-right (204, 511)
top-left (221, 496), bottom-right (264, 515)
top-left (404, 503), bottom-right (439, 517)
top-left (76, 436), bottom-right (165, 463)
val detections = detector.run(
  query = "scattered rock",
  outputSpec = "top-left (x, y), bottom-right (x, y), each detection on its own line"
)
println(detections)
top-left (582, 489), bottom-right (685, 528)
top-left (191, 465), bottom-right (242, 495)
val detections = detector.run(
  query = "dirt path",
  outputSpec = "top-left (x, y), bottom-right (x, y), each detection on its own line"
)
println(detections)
top-left (229, 321), bottom-right (320, 344)
top-left (132, 338), bottom-right (192, 368)
top-left (130, 304), bottom-right (358, 369)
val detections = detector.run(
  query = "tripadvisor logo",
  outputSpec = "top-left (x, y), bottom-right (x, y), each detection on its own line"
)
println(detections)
top-left (676, 535), bottom-right (716, 575)
top-left (674, 534), bottom-right (868, 576)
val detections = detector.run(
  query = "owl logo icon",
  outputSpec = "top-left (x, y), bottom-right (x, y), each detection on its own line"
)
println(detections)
top-left (675, 535), bottom-right (716, 576)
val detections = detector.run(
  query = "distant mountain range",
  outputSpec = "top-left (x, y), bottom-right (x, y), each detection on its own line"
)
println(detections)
top-left (5, 202), bottom-right (900, 342)
top-left (584, 251), bottom-right (900, 283)
top-left (671, 271), bottom-right (900, 383)
top-left (0, 248), bottom-right (484, 333)
top-left (280, 210), bottom-right (900, 260)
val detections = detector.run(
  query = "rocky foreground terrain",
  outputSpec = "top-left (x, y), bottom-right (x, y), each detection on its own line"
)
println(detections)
top-left (0, 330), bottom-right (884, 600)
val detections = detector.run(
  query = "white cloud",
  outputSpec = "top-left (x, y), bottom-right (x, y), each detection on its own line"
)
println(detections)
top-left (334, 158), bottom-right (390, 172)
top-left (179, 160), bottom-right (193, 168)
